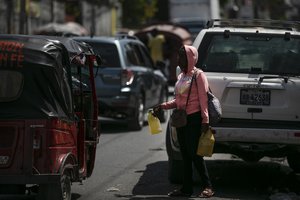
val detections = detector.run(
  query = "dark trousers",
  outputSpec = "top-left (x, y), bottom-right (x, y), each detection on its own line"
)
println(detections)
top-left (176, 112), bottom-right (212, 193)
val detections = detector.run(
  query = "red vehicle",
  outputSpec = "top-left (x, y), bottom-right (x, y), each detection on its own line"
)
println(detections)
top-left (0, 35), bottom-right (100, 200)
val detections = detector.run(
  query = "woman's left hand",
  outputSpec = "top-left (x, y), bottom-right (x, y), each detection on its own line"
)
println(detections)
top-left (201, 123), bottom-right (209, 133)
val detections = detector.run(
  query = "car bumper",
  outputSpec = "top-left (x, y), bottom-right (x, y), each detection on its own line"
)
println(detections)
top-left (167, 124), bottom-right (300, 159)
top-left (213, 127), bottom-right (300, 145)
top-left (0, 174), bottom-right (60, 184)
top-left (98, 93), bottom-right (137, 120)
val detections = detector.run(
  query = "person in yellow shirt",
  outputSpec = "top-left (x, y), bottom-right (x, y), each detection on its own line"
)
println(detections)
top-left (148, 28), bottom-right (165, 64)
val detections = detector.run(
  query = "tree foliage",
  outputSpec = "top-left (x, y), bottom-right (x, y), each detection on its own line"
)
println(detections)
top-left (120, 0), bottom-right (157, 28)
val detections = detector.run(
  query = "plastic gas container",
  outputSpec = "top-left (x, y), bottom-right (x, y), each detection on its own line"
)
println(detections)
top-left (147, 110), bottom-right (162, 134)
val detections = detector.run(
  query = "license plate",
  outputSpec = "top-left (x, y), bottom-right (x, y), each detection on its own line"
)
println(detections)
top-left (240, 89), bottom-right (270, 105)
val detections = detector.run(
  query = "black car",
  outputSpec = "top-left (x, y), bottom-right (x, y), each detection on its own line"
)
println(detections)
top-left (74, 35), bottom-right (168, 130)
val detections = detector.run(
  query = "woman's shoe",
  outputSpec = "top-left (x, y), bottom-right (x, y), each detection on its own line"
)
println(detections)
top-left (198, 187), bottom-right (215, 198)
top-left (168, 188), bottom-right (192, 197)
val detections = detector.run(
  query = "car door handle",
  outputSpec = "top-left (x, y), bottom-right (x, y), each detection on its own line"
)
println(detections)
top-left (247, 108), bottom-right (262, 113)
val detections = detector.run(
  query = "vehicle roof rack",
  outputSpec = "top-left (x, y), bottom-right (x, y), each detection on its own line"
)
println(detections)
top-left (206, 19), bottom-right (300, 31)
top-left (115, 33), bottom-right (138, 40)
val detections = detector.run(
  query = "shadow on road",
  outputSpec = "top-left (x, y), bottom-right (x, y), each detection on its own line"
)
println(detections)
top-left (71, 193), bottom-right (81, 200)
top-left (99, 123), bottom-right (131, 134)
top-left (206, 159), bottom-right (300, 199)
top-left (132, 161), bottom-right (174, 196)
top-left (126, 160), bottom-right (300, 200)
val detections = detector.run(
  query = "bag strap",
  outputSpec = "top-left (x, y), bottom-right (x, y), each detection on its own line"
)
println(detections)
top-left (185, 73), bottom-right (195, 109)
top-left (193, 69), bottom-right (211, 92)
top-left (193, 71), bottom-right (200, 109)
top-left (193, 69), bottom-right (211, 111)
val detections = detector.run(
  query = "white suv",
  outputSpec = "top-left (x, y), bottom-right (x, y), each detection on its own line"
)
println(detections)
top-left (166, 19), bottom-right (300, 182)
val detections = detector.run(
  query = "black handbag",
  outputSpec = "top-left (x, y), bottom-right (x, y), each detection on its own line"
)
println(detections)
top-left (170, 74), bottom-right (195, 128)
top-left (170, 108), bottom-right (187, 128)
top-left (207, 88), bottom-right (222, 125)
top-left (194, 72), bottom-right (222, 125)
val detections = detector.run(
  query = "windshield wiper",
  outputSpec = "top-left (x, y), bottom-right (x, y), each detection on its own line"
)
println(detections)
top-left (259, 75), bottom-right (289, 83)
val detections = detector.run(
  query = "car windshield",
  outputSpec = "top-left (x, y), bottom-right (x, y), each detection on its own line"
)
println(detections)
top-left (198, 34), bottom-right (300, 75)
top-left (85, 42), bottom-right (121, 68)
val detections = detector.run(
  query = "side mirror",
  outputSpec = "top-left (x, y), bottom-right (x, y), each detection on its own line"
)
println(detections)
top-left (95, 54), bottom-right (103, 66)
top-left (71, 53), bottom-right (86, 66)
top-left (176, 65), bottom-right (181, 77)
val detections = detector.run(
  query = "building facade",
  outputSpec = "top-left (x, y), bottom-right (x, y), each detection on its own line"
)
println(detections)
top-left (0, 0), bottom-right (121, 36)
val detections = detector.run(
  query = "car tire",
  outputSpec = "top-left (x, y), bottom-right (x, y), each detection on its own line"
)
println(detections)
top-left (61, 172), bottom-right (72, 200)
top-left (165, 123), bottom-right (173, 157)
top-left (37, 171), bottom-right (71, 200)
top-left (165, 122), bottom-right (183, 183)
top-left (128, 94), bottom-right (144, 130)
top-left (287, 153), bottom-right (300, 173)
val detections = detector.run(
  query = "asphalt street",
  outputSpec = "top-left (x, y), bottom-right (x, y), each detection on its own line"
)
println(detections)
top-left (1, 115), bottom-right (299, 200)
top-left (70, 119), bottom-right (300, 200)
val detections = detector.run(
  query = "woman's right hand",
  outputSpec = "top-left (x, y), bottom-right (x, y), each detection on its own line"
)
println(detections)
top-left (153, 105), bottom-right (162, 117)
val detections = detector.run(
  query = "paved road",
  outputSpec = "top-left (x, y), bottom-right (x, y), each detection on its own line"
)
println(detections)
top-left (1, 118), bottom-right (299, 200)
top-left (71, 120), bottom-right (300, 200)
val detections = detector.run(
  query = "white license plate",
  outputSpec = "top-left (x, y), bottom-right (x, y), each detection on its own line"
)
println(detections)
top-left (240, 89), bottom-right (270, 105)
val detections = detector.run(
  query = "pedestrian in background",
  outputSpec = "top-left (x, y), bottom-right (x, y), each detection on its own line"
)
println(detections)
top-left (148, 28), bottom-right (165, 64)
top-left (154, 45), bottom-right (215, 198)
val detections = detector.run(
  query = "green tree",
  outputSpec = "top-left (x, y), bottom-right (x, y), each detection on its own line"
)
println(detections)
top-left (120, 0), bottom-right (158, 28)
top-left (251, 0), bottom-right (288, 20)
top-left (266, 0), bottom-right (287, 20)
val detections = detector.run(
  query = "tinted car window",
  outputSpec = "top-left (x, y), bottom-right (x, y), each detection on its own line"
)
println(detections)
top-left (124, 43), bottom-right (140, 66)
top-left (87, 42), bottom-right (121, 68)
top-left (198, 34), bottom-right (300, 75)
top-left (130, 43), bottom-right (146, 67)
top-left (0, 71), bottom-right (23, 102)
top-left (139, 45), bottom-right (154, 68)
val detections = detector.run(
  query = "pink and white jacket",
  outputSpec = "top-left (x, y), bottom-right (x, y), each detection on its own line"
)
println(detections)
top-left (161, 45), bottom-right (209, 124)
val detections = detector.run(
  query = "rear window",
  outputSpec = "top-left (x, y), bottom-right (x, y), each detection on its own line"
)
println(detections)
top-left (83, 42), bottom-right (121, 68)
top-left (197, 34), bottom-right (300, 75)
top-left (0, 70), bottom-right (23, 102)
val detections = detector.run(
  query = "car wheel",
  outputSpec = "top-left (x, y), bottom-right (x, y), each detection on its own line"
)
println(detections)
top-left (287, 153), bottom-right (300, 173)
top-left (128, 94), bottom-right (144, 130)
top-left (37, 171), bottom-right (71, 200)
top-left (61, 172), bottom-right (72, 200)
top-left (166, 122), bottom-right (183, 183)
top-left (165, 123), bottom-right (173, 157)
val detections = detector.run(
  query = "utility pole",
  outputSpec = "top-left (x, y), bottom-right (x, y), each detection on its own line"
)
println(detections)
top-left (6, 0), bottom-right (13, 34)
top-left (50, 0), bottom-right (54, 22)
top-left (91, 0), bottom-right (96, 37)
top-left (19, 0), bottom-right (27, 34)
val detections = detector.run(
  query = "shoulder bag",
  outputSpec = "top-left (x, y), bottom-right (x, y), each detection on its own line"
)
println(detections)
top-left (194, 71), bottom-right (222, 125)
top-left (207, 88), bottom-right (222, 125)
